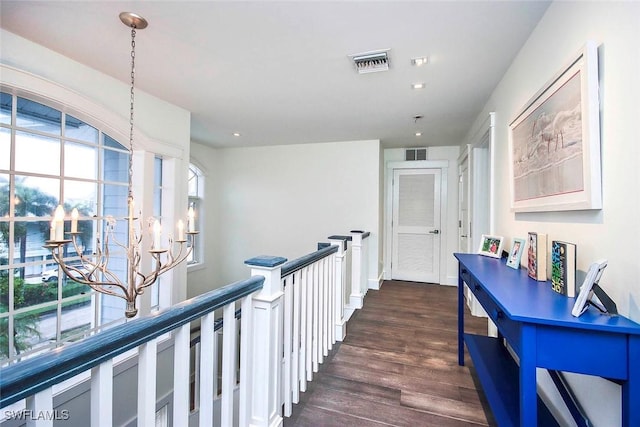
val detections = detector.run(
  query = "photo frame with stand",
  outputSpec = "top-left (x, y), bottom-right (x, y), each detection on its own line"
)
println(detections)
top-left (478, 235), bottom-right (504, 259)
top-left (572, 259), bottom-right (616, 317)
top-left (506, 238), bottom-right (526, 269)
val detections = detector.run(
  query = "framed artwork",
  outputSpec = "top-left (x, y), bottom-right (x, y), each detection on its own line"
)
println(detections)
top-left (506, 238), bottom-right (526, 269)
top-left (478, 235), bottom-right (504, 259)
top-left (509, 41), bottom-right (601, 212)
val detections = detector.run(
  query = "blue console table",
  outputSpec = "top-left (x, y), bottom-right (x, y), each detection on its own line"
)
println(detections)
top-left (455, 253), bottom-right (640, 427)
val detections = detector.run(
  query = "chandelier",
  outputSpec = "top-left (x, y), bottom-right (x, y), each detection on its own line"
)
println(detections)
top-left (44, 12), bottom-right (197, 318)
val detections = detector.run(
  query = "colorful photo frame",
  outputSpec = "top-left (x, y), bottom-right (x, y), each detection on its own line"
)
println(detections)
top-left (478, 235), bottom-right (504, 259)
top-left (506, 238), bottom-right (526, 269)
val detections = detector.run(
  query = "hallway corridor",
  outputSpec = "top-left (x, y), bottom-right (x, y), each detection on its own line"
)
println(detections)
top-left (285, 280), bottom-right (493, 426)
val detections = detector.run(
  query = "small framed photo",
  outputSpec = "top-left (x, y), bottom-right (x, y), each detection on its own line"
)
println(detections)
top-left (478, 235), bottom-right (504, 259)
top-left (506, 238), bottom-right (526, 269)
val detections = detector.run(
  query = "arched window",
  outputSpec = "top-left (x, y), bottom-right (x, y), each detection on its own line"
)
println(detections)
top-left (0, 91), bottom-right (169, 364)
top-left (187, 163), bottom-right (203, 265)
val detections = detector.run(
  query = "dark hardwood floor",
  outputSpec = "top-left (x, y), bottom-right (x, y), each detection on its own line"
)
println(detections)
top-left (284, 280), bottom-right (495, 427)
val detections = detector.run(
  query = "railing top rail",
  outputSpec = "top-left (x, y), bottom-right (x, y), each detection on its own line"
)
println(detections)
top-left (281, 244), bottom-right (338, 278)
top-left (0, 276), bottom-right (264, 408)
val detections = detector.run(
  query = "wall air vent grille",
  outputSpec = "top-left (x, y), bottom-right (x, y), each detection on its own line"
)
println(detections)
top-left (405, 148), bottom-right (427, 161)
top-left (349, 49), bottom-right (390, 74)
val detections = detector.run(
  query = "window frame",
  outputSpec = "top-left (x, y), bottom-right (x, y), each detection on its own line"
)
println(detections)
top-left (187, 162), bottom-right (204, 270)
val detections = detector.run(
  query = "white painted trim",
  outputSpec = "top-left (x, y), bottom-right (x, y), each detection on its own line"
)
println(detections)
top-left (0, 64), bottom-right (183, 159)
top-left (488, 112), bottom-right (496, 234)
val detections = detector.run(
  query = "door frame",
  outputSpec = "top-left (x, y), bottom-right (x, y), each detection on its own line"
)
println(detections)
top-left (384, 160), bottom-right (448, 283)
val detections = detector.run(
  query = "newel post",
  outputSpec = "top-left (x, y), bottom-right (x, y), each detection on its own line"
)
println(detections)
top-left (352, 230), bottom-right (371, 293)
top-left (350, 232), bottom-right (364, 309)
top-left (243, 255), bottom-right (287, 427)
top-left (328, 238), bottom-right (347, 341)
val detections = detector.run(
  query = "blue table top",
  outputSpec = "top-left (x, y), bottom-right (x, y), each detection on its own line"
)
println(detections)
top-left (455, 253), bottom-right (640, 335)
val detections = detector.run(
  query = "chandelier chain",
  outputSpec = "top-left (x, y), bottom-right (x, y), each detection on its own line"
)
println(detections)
top-left (128, 27), bottom-right (136, 198)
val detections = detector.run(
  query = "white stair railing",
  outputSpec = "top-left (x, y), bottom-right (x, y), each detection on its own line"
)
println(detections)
top-left (1, 230), bottom-right (371, 427)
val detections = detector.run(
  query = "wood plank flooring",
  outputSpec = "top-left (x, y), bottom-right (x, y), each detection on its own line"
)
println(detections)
top-left (284, 280), bottom-right (495, 427)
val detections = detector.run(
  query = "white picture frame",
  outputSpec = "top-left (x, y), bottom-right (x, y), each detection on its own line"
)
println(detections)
top-left (509, 41), bottom-right (601, 212)
top-left (478, 234), bottom-right (504, 259)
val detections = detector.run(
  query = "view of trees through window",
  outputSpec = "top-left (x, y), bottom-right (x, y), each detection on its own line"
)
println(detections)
top-left (0, 91), bottom-right (164, 365)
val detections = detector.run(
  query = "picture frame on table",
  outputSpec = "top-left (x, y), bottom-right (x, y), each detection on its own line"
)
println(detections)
top-left (506, 238), bottom-right (526, 269)
top-left (478, 235), bottom-right (504, 259)
top-left (508, 41), bottom-right (601, 212)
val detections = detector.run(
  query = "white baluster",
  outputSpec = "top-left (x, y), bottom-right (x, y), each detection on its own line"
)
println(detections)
top-left (283, 275), bottom-right (294, 416)
top-left (292, 270), bottom-right (302, 402)
top-left (323, 257), bottom-right (330, 356)
top-left (199, 312), bottom-right (215, 427)
top-left (221, 303), bottom-right (237, 426)
top-left (91, 360), bottom-right (113, 427)
top-left (214, 330), bottom-right (220, 400)
top-left (305, 266), bottom-right (313, 382)
top-left (312, 261), bottom-right (320, 373)
top-left (300, 266), bottom-right (309, 389)
top-left (172, 324), bottom-right (190, 426)
top-left (137, 339), bottom-right (157, 427)
top-left (26, 388), bottom-right (53, 427)
top-left (239, 294), bottom-right (254, 427)
top-left (318, 258), bottom-right (325, 360)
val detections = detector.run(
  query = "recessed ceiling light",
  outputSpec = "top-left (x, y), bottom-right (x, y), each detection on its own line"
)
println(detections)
top-left (412, 83), bottom-right (425, 90)
top-left (233, 132), bottom-right (241, 137)
top-left (411, 57), bottom-right (429, 66)
top-left (415, 132), bottom-right (422, 137)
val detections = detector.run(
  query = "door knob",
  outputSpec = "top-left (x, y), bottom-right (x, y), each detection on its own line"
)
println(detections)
top-left (429, 229), bottom-right (440, 234)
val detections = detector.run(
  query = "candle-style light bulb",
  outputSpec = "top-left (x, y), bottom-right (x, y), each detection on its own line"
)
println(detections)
top-left (128, 198), bottom-right (135, 220)
top-left (54, 205), bottom-right (65, 241)
top-left (50, 220), bottom-right (55, 241)
top-left (177, 219), bottom-right (185, 241)
top-left (188, 206), bottom-right (195, 232)
top-left (153, 220), bottom-right (161, 249)
top-left (71, 208), bottom-right (79, 233)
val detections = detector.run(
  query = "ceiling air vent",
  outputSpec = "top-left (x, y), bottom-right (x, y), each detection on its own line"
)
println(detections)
top-left (349, 49), bottom-right (390, 74)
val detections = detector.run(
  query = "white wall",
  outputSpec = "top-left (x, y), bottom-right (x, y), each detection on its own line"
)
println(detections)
top-left (465, 2), bottom-right (640, 426)
top-left (191, 139), bottom-right (380, 289)
top-left (186, 141), bottom-right (224, 297)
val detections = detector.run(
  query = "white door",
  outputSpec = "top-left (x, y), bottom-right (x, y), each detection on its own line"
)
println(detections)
top-left (391, 168), bottom-right (441, 283)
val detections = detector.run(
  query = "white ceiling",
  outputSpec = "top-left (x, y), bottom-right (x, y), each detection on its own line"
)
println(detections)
top-left (0, 1), bottom-right (550, 149)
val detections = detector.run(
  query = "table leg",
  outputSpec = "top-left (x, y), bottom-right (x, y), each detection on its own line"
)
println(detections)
top-left (458, 265), bottom-right (465, 366)
top-left (623, 335), bottom-right (639, 426)
top-left (520, 324), bottom-right (537, 427)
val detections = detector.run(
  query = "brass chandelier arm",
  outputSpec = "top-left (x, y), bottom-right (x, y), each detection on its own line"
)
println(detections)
top-left (69, 234), bottom-right (106, 280)
top-left (135, 241), bottom-right (194, 293)
top-left (49, 245), bottom-right (129, 297)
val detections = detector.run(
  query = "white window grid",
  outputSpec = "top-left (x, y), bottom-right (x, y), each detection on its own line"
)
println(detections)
top-left (0, 91), bottom-right (167, 365)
